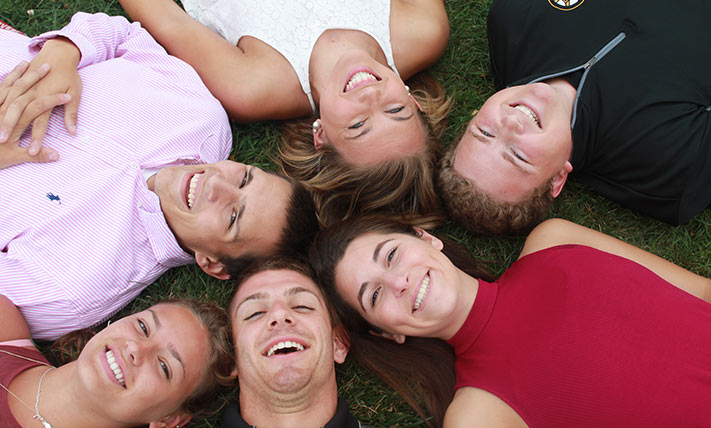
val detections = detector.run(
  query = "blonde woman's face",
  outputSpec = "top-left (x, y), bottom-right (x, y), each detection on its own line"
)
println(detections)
top-left (316, 51), bottom-right (425, 166)
top-left (75, 304), bottom-right (209, 424)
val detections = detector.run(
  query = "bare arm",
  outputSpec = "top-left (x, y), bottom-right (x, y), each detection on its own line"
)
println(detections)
top-left (118, 0), bottom-right (310, 121)
top-left (521, 219), bottom-right (711, 303)
top-left (444, 387), bottom-right (528, 428)
top-left (390, 0), bottom-right (449, 79)
top-left (0, 295), bottom-right (31, 342)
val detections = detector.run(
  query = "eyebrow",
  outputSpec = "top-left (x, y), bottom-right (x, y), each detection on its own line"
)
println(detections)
top-left (344, 112), bottom-right (415, 141)
top-left (235, 291), bottom-right (269, 312)
top-left (373, 239), bottom-right (393, 263)
top-left (357, 282), bottom-right (368, 313)
top-left (285, 286), bottom-right (320, 299)
top-left (148, 309), bottom-right (186, 377)
top-left (344, 127), bottom-right (371, 140)
top-left (232, 167), bottom-right (253, 239)
top-left (501, 151), bottom-right (532, 174)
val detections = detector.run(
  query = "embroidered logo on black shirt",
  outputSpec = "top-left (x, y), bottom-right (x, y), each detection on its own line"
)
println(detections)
top-left (548, 0), bottom-right (585, 11)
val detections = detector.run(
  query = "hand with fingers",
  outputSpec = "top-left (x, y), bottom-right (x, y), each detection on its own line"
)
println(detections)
top-left (0, 37), bottom-right (81, 168)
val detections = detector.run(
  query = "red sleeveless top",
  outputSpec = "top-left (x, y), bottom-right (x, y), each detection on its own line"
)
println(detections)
top-left (448, 245), bottom-right (711, 427)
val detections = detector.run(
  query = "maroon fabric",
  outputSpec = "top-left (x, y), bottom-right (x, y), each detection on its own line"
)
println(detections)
top-left (448, 244), bottom-right (711, 428)
top-left (0, 20), bottom-right (25, 35)
top-left (0, 345), bottom-right (50, 428)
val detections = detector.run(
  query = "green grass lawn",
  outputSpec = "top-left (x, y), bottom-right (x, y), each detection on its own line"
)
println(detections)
top-left (3, 0), bottom-right (710, 427)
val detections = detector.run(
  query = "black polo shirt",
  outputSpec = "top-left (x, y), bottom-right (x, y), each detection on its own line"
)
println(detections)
top-left (488, 0), bottom-right (711, 224)
top-left (222, 397), bottom-right (369, 428)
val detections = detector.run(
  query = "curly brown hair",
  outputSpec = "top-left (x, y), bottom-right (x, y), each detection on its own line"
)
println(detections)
top-left (276, 73), bottom-right (452, 229)
top-left (438, 141), bottom-right (554, 235)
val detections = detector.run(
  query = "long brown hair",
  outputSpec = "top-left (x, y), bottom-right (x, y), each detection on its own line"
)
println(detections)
top-left (276, 73), bottom-right (452, 229)
top-left (51, 299), bottom-right (235, 421)
top-left (309, 215), bottom-right (493, 427)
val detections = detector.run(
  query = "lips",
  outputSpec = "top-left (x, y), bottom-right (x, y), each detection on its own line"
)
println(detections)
top-left (413, 273), bottom-right (430, 312)
top-left (513, 104), bottom-right (541, 128)
top-left (343, 67), bottom-right (381, 92)
top-left (263, 339), bottom-right (308, 357)
top-left (105, 347), bottom-right (126, 388)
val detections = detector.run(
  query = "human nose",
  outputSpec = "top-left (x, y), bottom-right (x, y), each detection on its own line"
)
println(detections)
top-left (125, 339), bottom-right (153, 366)
top-left (382, 270), bottom-right (409, 296)
top-left (205, 174), bottom-right (238, 202)
top-left (501, 111), bottom-right (525, 137)
top-left (357, 84), bottom-right (382, 103)
top-left (267, 301), bottom-right (294, 328)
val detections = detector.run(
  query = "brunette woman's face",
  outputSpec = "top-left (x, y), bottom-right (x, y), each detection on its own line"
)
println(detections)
top-left (315, 51), bottom-right (425, 166)
top-left (334, 230), bottom-right (465, 340)
top-left (75, 304), bottom-right (209, 425)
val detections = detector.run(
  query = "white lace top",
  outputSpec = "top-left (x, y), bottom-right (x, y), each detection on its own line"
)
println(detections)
top-left (180, 0), bottom-right (399, 112)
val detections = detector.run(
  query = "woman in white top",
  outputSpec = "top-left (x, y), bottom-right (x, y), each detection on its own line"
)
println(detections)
top-left (119, 0), bottom-right (452, 227)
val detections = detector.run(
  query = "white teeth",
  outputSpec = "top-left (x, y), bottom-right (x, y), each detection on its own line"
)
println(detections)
top-left (187, 173), bottom-right (202, 209)
top-left (413, 274), bottom-right (430, 311)
top-left (105, 350), bottom-right (126, 387)
top-left (514, 105), bottom-right (541, 127)
top-left (345, 71), bottom-right (378, 92)
top-left (266, 341), bottom-right (305, 357)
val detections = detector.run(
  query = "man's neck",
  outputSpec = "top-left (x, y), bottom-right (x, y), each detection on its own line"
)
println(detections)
top-left (238, 379), bottom-right (339, 428)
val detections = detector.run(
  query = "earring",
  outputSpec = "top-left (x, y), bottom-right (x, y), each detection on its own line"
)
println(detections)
top-left (405, 85), bottom-right (411, 96)
top-left (312, 119), bottom-right (321, 133)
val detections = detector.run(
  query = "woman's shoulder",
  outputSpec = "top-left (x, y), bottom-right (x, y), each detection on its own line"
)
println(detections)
top-left (444, 387), bottom-right (529, 428)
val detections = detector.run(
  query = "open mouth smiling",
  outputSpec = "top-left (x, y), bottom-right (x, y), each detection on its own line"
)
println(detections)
top-left (105, 348), bottom-right (126, 388)
top-left (513, 104), bottom-right (541, 128)
top-left (413, 273), bottom-right (431, 312)
top-left (344, 69), bottom-right (381, 93)
top-left (264, 340), bottom-right (308, 357)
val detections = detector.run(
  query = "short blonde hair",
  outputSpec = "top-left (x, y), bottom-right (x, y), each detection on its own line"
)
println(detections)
top-left (438, 141), bottom-right (554, 235)
top-left (276, 73), bottom-right (452, 229)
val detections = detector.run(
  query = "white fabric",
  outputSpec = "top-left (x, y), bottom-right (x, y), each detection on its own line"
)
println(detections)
top-left (180, 0), bottom-right (399, 112)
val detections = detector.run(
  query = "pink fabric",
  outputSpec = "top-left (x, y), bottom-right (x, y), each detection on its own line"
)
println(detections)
top-left (448, 244), bottom-right (711, 428)
top-left (0, 345), bottom-right (50, 428)
top-left (0, 13), bottom-right (231, 340)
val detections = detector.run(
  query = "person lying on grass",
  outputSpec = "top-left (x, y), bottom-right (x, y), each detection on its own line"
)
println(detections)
top-left (310, 215), bottom-right (711, 427)
top-left (224, 256), bottom-right (376, 428)
top-left (0, 13), bottom-right (318, 340)
top-left (0, 295), bottom-right (233, 428)
top-left (119, 0), bottom-right (453, 227)
top-left (438, 0), bottom-right (711, 235)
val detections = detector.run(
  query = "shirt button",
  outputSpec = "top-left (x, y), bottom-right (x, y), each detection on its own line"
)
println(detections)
top-left (130, 162), bottom-right (138, 168)
top-left (82, 136), bottom-right (91, 144)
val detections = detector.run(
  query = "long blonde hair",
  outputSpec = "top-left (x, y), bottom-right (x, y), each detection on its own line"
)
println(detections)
top-left (276, 73), bottom-right (452, 229)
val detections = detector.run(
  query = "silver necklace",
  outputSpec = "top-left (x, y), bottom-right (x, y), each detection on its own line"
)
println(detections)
top-left (0, 349), bottom-right (55, 428)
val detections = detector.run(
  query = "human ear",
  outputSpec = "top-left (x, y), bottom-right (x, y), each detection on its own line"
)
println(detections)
top-left (312, 119), bottom-right (327, 150)
top-left (195, 251), bottom-right (230, 280)
top-left (369, 329), bottom-right (406, 344)
top-left (148, 411), bottom-right (192, 428)
top-left (550, 160), bottom-right (573, 198)
top-left (332, 328), bottom-right (350, 364)
top-left (412, 227), bottom-right (444, 251)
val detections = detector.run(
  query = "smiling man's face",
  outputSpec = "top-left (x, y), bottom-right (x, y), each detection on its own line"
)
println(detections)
top-left (229, 269), bottom-right (348, 397)
top-left (453, 81), bottom-right (575, 203)
top-left (148, 161), bottom-right (292, 276)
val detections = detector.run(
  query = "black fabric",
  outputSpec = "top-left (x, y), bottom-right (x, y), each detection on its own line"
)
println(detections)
top-left (488, 0), bottom-right (711, 224)
top-left (222, 397), bottom-right (365, 428)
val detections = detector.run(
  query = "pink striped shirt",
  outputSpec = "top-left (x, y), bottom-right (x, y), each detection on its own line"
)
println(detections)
top-left (0, 13), bottom-right (231, 340)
